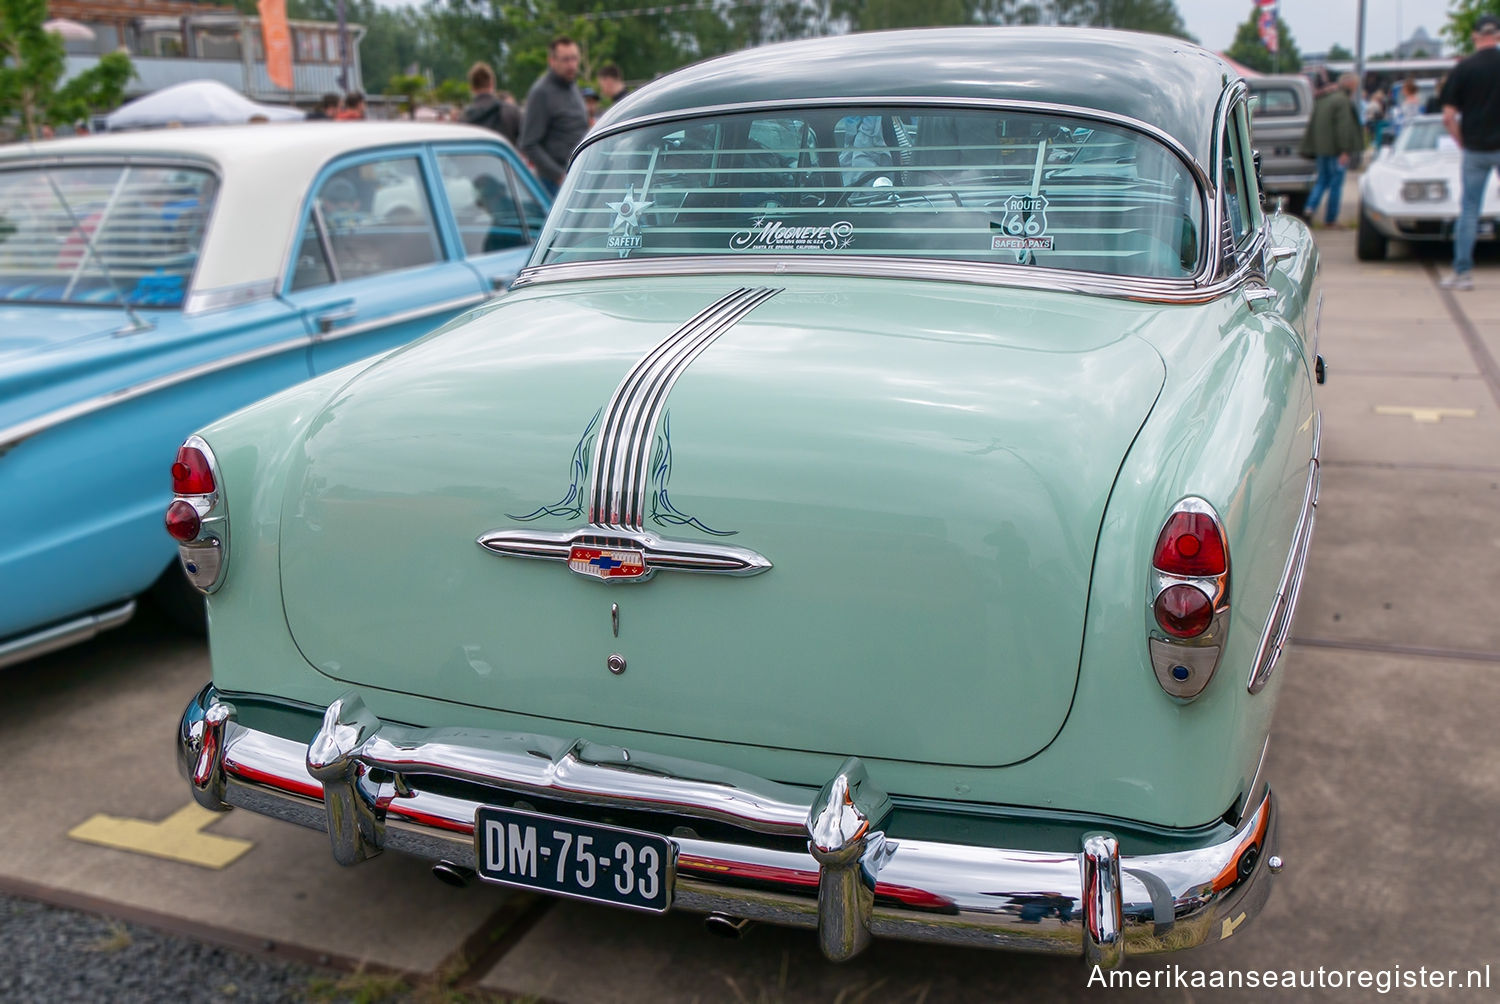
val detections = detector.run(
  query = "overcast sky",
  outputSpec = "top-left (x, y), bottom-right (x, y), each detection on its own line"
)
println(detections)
top-left (1180, 1), bottom-right (1455, 56)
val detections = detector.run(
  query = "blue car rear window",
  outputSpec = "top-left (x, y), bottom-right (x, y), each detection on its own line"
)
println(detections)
top-left (0, 164), bottom-right (218, 307)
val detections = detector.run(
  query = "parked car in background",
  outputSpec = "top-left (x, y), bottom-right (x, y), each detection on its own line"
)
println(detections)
top-left (0, 123), bottom-right (549, 668)
top-left (1247, 74), bottom-right (1318, 215)
top-left (176, 29), bottom-right (1319, 967)
top-left (1358, 114), bottom-right (1500, 260)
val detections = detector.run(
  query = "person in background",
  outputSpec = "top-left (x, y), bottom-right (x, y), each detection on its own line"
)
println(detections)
top-left (462, 62), bottom-right (523, 145)
top-left (336, 91), bottom-right (366, 121)
top-left (307, 93), bottom-right (340, 121)
top-left (597, 62), bottom-right (630, 106)
top-left (520, 35), bottom-right (588, 197)
top-left (582, 86), bottom-right (600, 127)
top-left (1438, 14), bottom-right (1500, 290)
top-left (1299, 72), bottom-right (1364, 227)
top-left (1391, 78), bottom-right (1423, 139)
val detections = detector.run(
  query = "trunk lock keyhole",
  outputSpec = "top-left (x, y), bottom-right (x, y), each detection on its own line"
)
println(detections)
top-left (607, 653), bottom-right (627, 675)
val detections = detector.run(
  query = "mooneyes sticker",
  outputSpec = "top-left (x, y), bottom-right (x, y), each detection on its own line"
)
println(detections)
top-left (730, 217), bottom-right (854, 251)
top-left (991, 194), bottom-right (1054, 251)
top-left (605, 184), bottom-right (652, 255)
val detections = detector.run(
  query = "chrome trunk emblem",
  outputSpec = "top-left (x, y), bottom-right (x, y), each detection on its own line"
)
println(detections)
top-left (478, 528), bottom-right (771, 582)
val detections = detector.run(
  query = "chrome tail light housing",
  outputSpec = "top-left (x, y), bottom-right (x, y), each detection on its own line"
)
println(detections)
top-left (1147, 497), bottom-right (1228, 700)
top-left (165, 435), bottom-right (229, 594)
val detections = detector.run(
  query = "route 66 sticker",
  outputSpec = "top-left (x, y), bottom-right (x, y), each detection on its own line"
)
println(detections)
top-left (992, 194), bottom-right (1054, 250)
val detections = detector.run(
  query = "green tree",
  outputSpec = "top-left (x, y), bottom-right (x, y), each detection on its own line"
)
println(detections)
top-left (1045, 0), bottom-right (1192, 37)
top-left (1326, 42), bottom-right (1354, 61)
top-left (0, 0), bottom-right (134, 138)
top-left (387, 72), bottom-right (428, 117)
top-left (1445, 0), bottom-right (1500, 53)
top-left (1226, 2), bottom-right (1301, 73)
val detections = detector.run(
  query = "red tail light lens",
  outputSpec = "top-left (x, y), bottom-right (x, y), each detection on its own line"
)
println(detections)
top-left (1154, 584), bottom-right (1214, 638)
top-left (1152, 512), bottom-right (1226, 577)
top-left (171, 445), bottom-right (215, 495)
top-left (164, 500), bottom-right (202, 542)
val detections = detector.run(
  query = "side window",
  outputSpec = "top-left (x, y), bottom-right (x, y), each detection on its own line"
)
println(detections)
top-left (291, 156), bottom-right (441, 290)
top-left (512, 166), bottom-right (549, 236)
top-left (437, 151), bottom-right (528, 254)
top-left (1235, 103), bottom-right (1264, 233)
top-left (1220, 102), bottom-right (1257, 249)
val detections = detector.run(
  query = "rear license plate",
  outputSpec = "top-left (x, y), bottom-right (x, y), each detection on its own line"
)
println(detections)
top-left (474, 806), bottom-right (675, 912)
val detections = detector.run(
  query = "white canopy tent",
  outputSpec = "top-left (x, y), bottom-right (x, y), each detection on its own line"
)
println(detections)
top-left (105, 80), bottom-right (305, 131)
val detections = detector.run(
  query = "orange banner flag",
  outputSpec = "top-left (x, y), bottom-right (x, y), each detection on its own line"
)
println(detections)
top-left (258, 0), bottom-right (294, 91)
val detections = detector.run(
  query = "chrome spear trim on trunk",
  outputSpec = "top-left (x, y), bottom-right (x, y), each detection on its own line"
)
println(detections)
top-left (590, 286), bottom-right (781, 530)
top-left (480, 287), bottom-right (780, 582)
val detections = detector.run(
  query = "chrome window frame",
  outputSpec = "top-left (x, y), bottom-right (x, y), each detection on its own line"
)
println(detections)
top-left (515, 95), bottom-right (1250, 305)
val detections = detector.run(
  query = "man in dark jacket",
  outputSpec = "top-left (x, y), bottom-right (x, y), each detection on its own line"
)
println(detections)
top-left (1299, 73), bottom-right (1365, 226)
top-left (1438, 15), bottom-right (1500, 290)
top-left (521, 36), bottom-right (589, 197)
top-left (462, 62), bottom-right (522, 145)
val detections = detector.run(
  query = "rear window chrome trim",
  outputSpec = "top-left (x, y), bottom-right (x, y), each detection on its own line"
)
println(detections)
top-left (510, 252), bottom-right (1259, 305)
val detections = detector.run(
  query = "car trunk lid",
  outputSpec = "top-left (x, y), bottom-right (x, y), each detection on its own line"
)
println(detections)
top-left (278, 276), bottom-right (1165, 767)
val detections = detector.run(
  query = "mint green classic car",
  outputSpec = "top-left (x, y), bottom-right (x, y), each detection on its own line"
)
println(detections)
top-left (175, 28), bottom-right (1322, 966)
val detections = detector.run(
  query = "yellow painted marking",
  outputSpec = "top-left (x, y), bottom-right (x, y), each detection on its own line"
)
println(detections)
top-left (1221, 912), bottom-right (1248, 940)
top-left (69, 803), bottom-right (252, 869)
top-left (1374, 406), bottom-right (1478, 424)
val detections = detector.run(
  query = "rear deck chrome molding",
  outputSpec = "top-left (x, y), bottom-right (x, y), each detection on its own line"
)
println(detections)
top-left (0, 600), bottom-right (135, 670)
top-left (181, 685), bottom-right (1280, 964)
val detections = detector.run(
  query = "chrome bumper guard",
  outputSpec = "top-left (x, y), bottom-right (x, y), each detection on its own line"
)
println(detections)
top-left (180, 687), bottom-right (1279, 964)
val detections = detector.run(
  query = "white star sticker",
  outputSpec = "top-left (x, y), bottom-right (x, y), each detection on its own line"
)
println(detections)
top-left (606, 184), bottom-right (654, 234)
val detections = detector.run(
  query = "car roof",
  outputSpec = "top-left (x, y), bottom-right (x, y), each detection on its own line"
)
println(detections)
top-left (596, 27), bottom-right (1238, 169)
top-left (0, 123), bottom-right (510, 296)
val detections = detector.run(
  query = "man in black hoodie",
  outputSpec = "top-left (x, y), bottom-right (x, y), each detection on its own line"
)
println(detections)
top-left (461, 62), bottom-right (522, 146)
top-left (521, 36), bottom-right (589, 197)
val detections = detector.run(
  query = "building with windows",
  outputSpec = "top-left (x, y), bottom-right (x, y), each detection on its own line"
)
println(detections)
top-left (51, 0), bottom-right (365, 105)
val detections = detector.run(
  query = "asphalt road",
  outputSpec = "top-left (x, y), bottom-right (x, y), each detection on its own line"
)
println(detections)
top-left (3, 223), bottom-right (1499, 1003)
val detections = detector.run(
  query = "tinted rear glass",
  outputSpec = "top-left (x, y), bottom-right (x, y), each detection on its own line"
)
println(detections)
top-left (0, 163), bottom-right (218, 307)
top-left (1250, 88), bottom-right (1302, 116)
top-left (536, 106), bottom-right (1204, 279)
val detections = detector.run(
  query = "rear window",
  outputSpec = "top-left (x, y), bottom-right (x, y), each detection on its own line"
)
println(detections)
top-left (0, 163), bottom-right (218, 307)
top-left (535, 106), bottom-right (1205, 280)
top-left (1250, 88), bottom-right (1302, 116)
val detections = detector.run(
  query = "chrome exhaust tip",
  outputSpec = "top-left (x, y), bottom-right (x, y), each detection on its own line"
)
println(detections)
top-left (704, 913), bottom-right (753, 939)
top-left (432, 861), bottom-right (476, 888)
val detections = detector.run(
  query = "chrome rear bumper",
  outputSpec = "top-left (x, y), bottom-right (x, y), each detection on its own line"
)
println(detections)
top-left (179, 685), bottom-right (1280, 964)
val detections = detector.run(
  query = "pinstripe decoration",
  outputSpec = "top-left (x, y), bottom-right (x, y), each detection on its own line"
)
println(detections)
top-left (588, 286), bottom-right (781, 528)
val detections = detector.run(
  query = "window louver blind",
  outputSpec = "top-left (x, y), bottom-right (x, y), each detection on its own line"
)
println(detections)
top-left (0, 164), bottom-right (218, 307)
top-left (537, 108), bottom-right (1204, 280)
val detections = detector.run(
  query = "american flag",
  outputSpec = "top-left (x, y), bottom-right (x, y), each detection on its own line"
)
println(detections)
top-left (1257, 0), bottom-right (1280, 55)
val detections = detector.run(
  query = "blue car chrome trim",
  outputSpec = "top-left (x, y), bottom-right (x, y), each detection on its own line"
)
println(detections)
top-left (590, 286), bottom-right (781, 529)
top-left (477, 526), bottom-right (771, 581)
top-left (180, 685), bottom-right (1280, 965)
top-left (0, 600), bottom-right (135, 670)
top-left (0, 292), bottom-right (490, 455)
top-left (1248, 455), bottom-right (1320, 694)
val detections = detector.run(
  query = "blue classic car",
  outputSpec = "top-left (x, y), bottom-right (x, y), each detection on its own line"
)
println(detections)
top-left (0, 123), bottom-right (548, 666)
top-left (176, 30), bottom-right (1320, 966)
